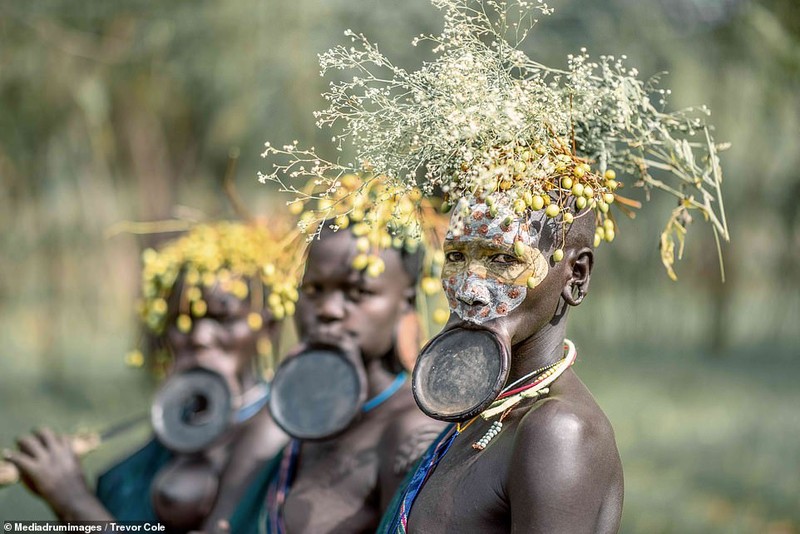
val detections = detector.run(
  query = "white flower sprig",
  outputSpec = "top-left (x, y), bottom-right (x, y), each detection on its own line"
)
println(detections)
top-left (261, 0), bottom-right (729, 278)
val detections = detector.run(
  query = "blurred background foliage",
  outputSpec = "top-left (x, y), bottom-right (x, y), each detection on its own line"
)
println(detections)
top-left (0, 0), bottom-right (798, 531)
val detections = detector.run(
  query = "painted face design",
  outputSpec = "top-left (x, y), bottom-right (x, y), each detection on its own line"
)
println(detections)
top-left (442, 198), bottom-right (549, 324)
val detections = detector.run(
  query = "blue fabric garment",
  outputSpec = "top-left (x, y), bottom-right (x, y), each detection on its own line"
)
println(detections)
top-left (95, 437), bottom-right (172, 522)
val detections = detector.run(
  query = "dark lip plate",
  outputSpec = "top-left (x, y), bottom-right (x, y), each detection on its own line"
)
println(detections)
top-left (412, 327), bottom-right (510, 423)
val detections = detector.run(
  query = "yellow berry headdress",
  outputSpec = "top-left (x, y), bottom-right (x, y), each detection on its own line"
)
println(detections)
top-left (128, 221), bottom-right (302, 375)
top-left (286, 173), bottom-right (450, 330)
top-left (260, 0), bottom-right (729, 280)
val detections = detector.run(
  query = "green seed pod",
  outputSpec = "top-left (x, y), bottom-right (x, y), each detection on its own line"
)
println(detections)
top-left (441, 201), bottom-right (452, 213)
top-left (352, 253), bottom-right (370, 271)
top-left (575, 196), bottom-right (587, 210)
top-left (523, 191), bottom-right (533, 207)
top-left (545, 203), bottom-right (560, 218)
top-left (552, 249), bottom-right (564, 262)
top-left (421, 277), bottom-right (440, 296)
top-left (563, 213), bottom-right (574, 224)
top-left (514, 240), bottom-right (525, 258)
top-left (177, 314), bottom-right (192, 333)
top-left (561, 177), bottom-right (573, 189)
top-left (531, 195), bottom-right (545, 210)
top-left (356, 237), bottom-right (370, 253)
top-left (584, 186), bottom-right (594, 198)
top-left (366, 262), bottom-right (383, 278)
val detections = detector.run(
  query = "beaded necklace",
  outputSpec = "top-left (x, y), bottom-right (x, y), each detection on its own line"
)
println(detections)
top-left (383, 340), bottom-right (577, 533)
top-left (462, 339), bottom-right (577, 451)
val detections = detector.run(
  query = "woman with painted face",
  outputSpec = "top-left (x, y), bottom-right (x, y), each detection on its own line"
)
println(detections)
top-left (390, 198), bottom-right (625, 534)
top-left (257, 1), bottom-right (728, 531)
top-left (227, 178), bottom-right (447, 534)
top-left (4, 222), bottom-right (297, 532)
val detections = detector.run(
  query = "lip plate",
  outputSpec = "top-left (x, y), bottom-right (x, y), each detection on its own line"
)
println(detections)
top-left (269, 345), bottom-right (367, 440)
top-left (412, 327), bottom-right (509, 422)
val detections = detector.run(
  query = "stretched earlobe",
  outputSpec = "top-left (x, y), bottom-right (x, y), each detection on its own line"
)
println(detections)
top-left (395, 311), bottom-right (422, 372)
top-left (562, 248), bottom-right (593, 307)
top-left (562, 280), bottom-right (586, 306)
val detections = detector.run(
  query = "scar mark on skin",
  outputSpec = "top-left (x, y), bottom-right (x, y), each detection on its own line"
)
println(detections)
top-left (393, 427), bottom-right (446, 476)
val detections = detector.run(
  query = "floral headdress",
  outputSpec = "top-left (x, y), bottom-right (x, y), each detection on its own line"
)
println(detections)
top-left (286, 173), bottom-right (450, 327)
top-left (126, 221), bottom-right (302, 375)
top-left (260, 0), bottom-right (729, 280)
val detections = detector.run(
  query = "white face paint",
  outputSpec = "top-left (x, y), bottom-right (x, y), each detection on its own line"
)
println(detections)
top-left (441, 198), bottom-right (549, 324)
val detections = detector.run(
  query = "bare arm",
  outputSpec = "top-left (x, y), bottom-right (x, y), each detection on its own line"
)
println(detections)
top-left (201, 410), bottom-right (288, 531)
top-left (4, 428), bottom-right (114, 521)
top-left (507, 401), bottom-right (623, 534)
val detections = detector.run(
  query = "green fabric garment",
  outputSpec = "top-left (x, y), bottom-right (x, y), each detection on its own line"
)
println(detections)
top-left (227, 450), bottom-right (284, 534)
top-left (95, 437), bottom-right (173, 522)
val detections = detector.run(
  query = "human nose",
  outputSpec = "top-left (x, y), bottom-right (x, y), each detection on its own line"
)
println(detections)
top-left (317, 290), bottom-right (346, 322)
top-left (456, 273), bottom-right (490, 306)
top-left (188, 318), bottom-right (220, 348)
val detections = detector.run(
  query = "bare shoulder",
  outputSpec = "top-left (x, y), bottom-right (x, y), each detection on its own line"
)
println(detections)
top-left (514, 371), bottom-right (617, 456)
top-left (505, 372), bottom-right (623, 532)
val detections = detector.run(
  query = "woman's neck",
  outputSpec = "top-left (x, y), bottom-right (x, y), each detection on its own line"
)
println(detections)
top-left (506, 316), bottom-right (569, 386)
top-left (364, 355), bottom-right (397, 399)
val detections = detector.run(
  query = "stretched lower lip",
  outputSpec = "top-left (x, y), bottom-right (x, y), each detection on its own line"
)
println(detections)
top-left (307, 327), bottom-right (348, 344)
top-left (443, 318), bottom-right (492, 333)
